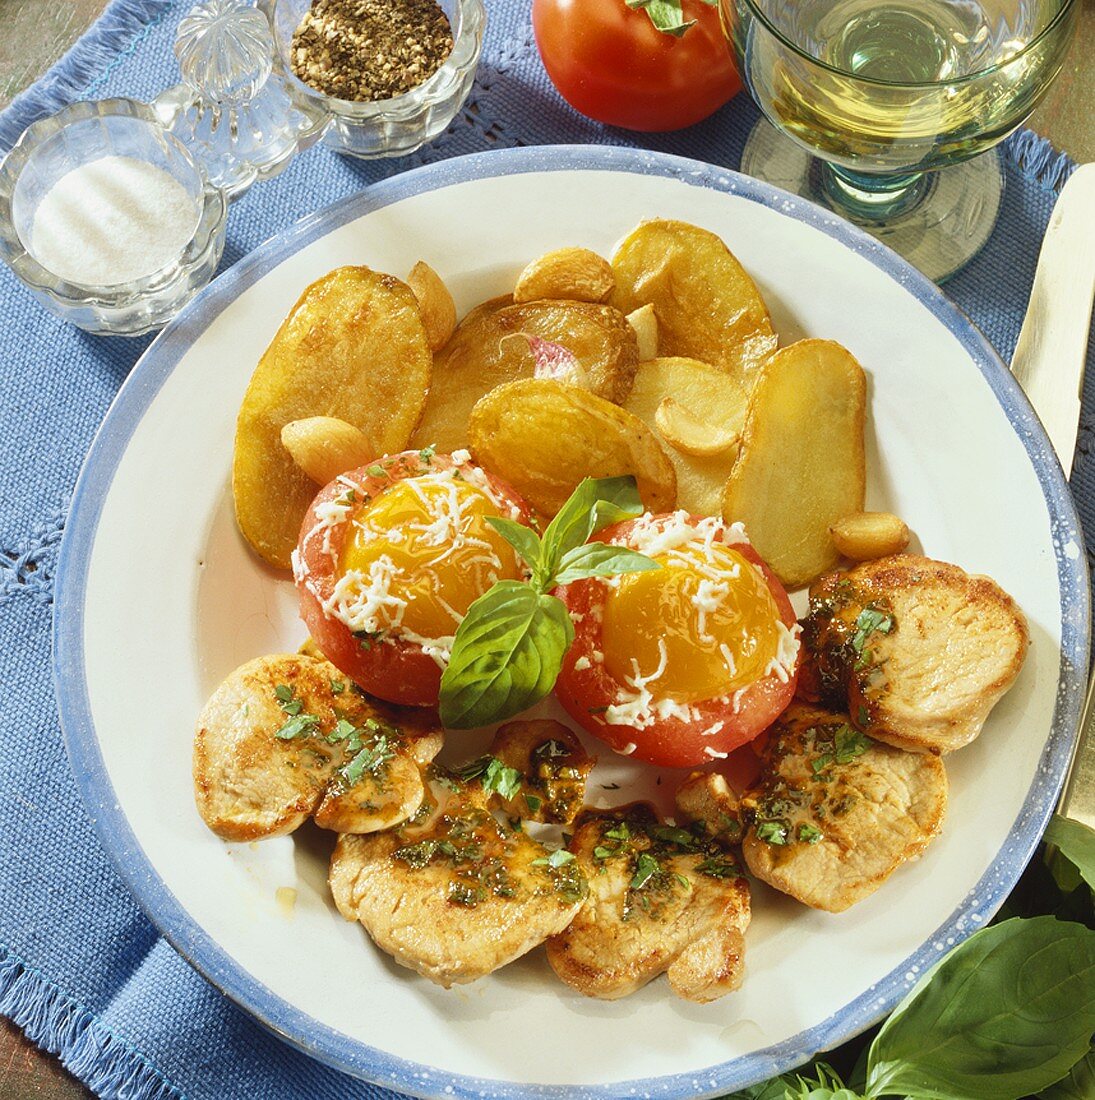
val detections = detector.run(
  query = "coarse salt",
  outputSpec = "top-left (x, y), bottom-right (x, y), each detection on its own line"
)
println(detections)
top-left (28, 156), bottom-right (199, 286)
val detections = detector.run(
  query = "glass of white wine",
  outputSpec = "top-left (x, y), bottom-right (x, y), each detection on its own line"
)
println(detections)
top-left (720, 0), bottom-right (1078, 280)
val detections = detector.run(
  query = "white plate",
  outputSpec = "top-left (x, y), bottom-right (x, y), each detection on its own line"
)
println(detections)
top-left (54, 147), bottom-right (1089, 1098)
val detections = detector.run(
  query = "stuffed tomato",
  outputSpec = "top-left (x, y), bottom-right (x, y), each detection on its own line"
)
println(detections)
top-left (294, 450), bottom-right (534, 707)
top-left (555, 512), bottom-right (800, 767)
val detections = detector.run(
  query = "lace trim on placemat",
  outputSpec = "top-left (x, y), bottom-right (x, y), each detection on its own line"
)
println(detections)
top-left (0, 506), bottom-right (65, 607)
top-left (0, 946), bottom-right (183, 1100)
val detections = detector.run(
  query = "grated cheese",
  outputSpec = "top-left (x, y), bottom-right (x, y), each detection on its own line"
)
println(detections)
top-left (573, 655), bottom-right (592, 671)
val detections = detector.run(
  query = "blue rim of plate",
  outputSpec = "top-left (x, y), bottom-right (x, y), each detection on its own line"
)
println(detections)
top-left (53, 144), bottom-right (1090, 1099)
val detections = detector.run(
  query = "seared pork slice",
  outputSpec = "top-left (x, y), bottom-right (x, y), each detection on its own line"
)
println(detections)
top-left (742, 703), bottom-right (947, 912)
top-left (802, 555), bottom-right (1028, 754)
top-left (546, 804), bottom-right (750, 1003)
top-left (675, 772), bottom-right (743, 845)
top-left (487, 719), bottom-right (594, 824)
top-left (329, 783), bottom-right (587, 987)
top-left (314, 714), bottom-right (442, 833)
top-left (194, 653), bottom-right (442, 840)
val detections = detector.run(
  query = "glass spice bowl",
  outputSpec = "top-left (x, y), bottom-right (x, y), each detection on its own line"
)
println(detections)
top-left (269, 0), bottom-right (485, 159)
top-left (0, 98), bottom-right (227, 336)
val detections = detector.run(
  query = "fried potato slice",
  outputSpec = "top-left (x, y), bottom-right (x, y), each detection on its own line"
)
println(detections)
top-left (623, 357), bottom-right (748, 516)
top-left (406, 260), bottom-right (457, 351)
top-left (280, 416), bottom-right (375, 485)
top-left (411, 300), bottom-right (639, 454)
top-left (830, 512), bottom-right (911, 561)
top-left (233, 267), bottom-right (431, 569)
top-left (468, 378), bottom-right (676, 515)
top-left (513, 247), bottom-right (615, 304)
top-left (722, 339), bottom-right (866, 587)
top-left (611, 219), bottom-right (777, 385)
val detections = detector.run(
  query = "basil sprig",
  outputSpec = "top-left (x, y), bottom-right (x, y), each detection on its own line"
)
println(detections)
top-left (438, 476), bottom-right (658, 729)
top-left (625, 0), bottom-right (717, 38)
top-left (728, 914), bottom-right (1095, 1100)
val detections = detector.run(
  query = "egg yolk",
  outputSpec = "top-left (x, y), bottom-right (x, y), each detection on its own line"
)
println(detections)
top-left (340, 476), bottom-right (522, 640)
top-left (601, 543), bottom-right (781, 703)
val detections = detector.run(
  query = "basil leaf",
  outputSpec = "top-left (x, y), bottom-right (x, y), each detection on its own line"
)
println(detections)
top-left (627, 0), bottom-right (695, 36)
top-left (553, 542), bottom-right (659, 586)
top-left (439, 582), bottom-right (574, 729)
top-left (485, 516), bottom-right (543, 574)
top-left (1038, 1048), bottom-right (1094, 1099)
top-left (540, 476), bottom-right (644, 578)
top-left (1044, 815), bottom-right (1095, 893)
top-left (866, 916), bottom-right (1095, 1100)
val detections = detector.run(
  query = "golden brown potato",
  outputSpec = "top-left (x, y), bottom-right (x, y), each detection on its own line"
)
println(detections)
top-left (623, 357), bottom-right (748, 516)
top-left (468, 378), bottom-right (676, 515)
top-left (406, 261), bottom-right (457, 351)
top-left (626, 304), bottom-right (659, 362)
top-left (411, 300), bottom-right (639, 454)
top-left (830, 512), bottom-right (911, 561)
top-left (233, 267), bottom-right (431, 569)
top-left (280, 417), bottom-right (374, 485)
top-left (611, 219), bottom-right (777, 386)
top-left (722, 339), bottom-right (866, 587)
top-left (513, 247), bottom-right (615, 304)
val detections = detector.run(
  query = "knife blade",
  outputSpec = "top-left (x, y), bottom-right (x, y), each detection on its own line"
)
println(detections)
top-left (1009, 162), bottom-right (1095, 828)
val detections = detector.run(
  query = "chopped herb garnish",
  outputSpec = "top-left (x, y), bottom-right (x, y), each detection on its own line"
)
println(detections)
top-left (448, 881), bottom-right (485, 907)
top-left (330, 679), bottom-right (346, 695)
top-left (524, 793), bottom-right (542, 814)
top-left (593, 845), bottom-right (616, 861)
top-left (630, 851), bottom-right (661, 890)
top-left (418, 443), bottom-right (437, 464)
top-left (532, 848), bottom-right (576, 869)
top-left (329, 718), bottom-right (358, 743)
top-left (649, 825), bottom-right (697, 850)
top-left (834, 724), bottom-right (871, 763)
top-left (366, 464), bottom-right (387, 479)
top-left (798, 823), bottom-right (823, 844)
top-left (604, 822), bottom-right (631, 842)
top-left (274, 713), bottom-right (321, 740)
top-left (457, 755), bottom-right (523, 800)
top-left (857, 704), bottom-right (870, 726)
top-left (696, 854), bottom-right (740, 879)
top-left (850, 606), bottom-right (894, 656)
top-left (340, 734), bottom-right (396, 785)
top-left (274, 683), bottom-right (305, 716)
top-left (756, 820), bottom-right (789, 846)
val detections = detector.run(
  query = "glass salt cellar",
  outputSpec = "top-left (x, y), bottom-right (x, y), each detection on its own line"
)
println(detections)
top-left (0, 98), bottom-right (227, 337)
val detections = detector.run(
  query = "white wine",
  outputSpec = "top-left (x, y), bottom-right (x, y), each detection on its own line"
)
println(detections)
top-left (787, 0), bottom-right (1035, 81)
top-left (728, 0), bottom-right (1073, 174)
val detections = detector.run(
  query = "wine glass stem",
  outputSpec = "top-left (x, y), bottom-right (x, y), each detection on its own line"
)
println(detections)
top-left (819, 163), bottom-right (932, 221)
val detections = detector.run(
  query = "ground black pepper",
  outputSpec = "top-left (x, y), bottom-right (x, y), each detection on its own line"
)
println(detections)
top-left (291, 0), bottom-right (454, 103)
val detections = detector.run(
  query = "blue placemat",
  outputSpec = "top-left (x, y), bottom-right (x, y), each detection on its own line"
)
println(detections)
top-left (0, 2), bottom-right (1092, 1098)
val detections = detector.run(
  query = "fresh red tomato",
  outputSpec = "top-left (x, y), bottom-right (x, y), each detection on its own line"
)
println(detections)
top-left (532, 0), bottom-right (742, 132)
top-left (295, 451), bottom-right (534, 707)
top-left (554, 514), bottom-right (799, 767)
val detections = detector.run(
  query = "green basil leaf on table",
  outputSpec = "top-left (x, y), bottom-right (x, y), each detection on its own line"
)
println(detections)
top-left (865, 916), bottom-right (1095, 1100)
top-left (1037, 1047), bottom-right (1095, 1100)
top-left (439, 582), bottom-right (574, 729)
top-left (539, 475), bottom-right (644, 578)
top-left (1044, 814), bottom-right (1095, 893)
top-left (553, 542), bottom-right (660, 586)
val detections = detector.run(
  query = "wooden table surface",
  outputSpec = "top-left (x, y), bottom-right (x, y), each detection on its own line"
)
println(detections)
top-left (0, 1), bottom-right (1092, 1097)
